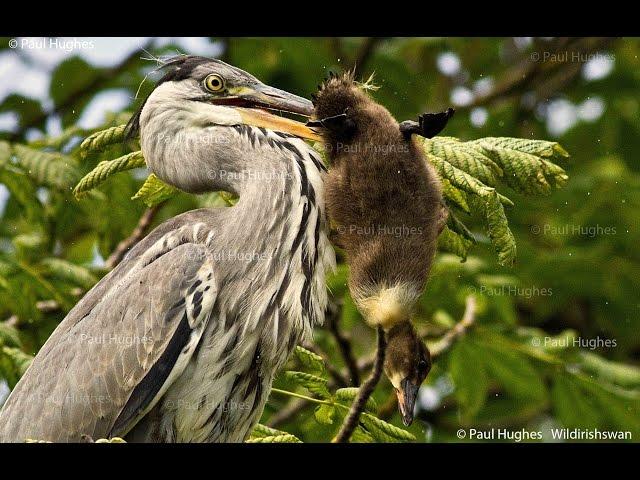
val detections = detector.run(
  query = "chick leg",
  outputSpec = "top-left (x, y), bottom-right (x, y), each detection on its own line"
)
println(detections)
top-left (400, 108), bottom-right (455, 139)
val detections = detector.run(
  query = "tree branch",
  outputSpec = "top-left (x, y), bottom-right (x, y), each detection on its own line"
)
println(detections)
top-left (429, 295), bottom-right (477, 357)
top-left (333, 326), bottom-right (386, 443)
top-left (326, 299), bottom-right (361, 386)
top-left (328, 37), bottom-right (382, 78)
top-left (105, 204), bottom-right (162, 269)
top-left (351, 38), bottom-right (382, 78)
top-left (464, 37), bottom-right (616, 112)
top-left (10, 40), bottom-right (154, 141)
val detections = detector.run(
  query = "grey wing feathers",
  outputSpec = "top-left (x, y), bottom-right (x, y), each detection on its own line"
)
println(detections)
top-left (0, 240), bottom-right (217, 442)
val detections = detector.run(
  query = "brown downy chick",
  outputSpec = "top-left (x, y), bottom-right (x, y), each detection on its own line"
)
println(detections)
top-left (310, 72), bottom-right (451, 425)
top-left (310, 72), bottom-right (452, 331)
top-left (384, 322), bottom-right (431, 426)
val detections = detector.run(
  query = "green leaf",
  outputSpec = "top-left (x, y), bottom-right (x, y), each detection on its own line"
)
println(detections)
top-left (80, 125), bottom-right (128, 156)
top-left (335, 387), bottom-right (378, 414)
top-left (0, 166), bottom-right (44, 221)
top-left (284, 370), bottom-right (331, 398)
top-left (471, 137), bottom-right (569, 160)
top-left (478, 334), bottom-right (547, 402)
top-left (441, 178), bottom-right (470, 214)
top-left (250, 423), bottom-right (292, 439)
top-left (2, 346), bottom-right (33, 378)
top-left (551, 373), bottom-right (602, 430)
top-left (30, 125), bottom-right (88, 150)
top-left (438, 226), bottom-right (473, 261)
top-left (470, 138), bottom-right (569, 194)
top-left (0, 322), bottom-right (22, 348)
top-left (427, 152), bottom-right (495, 198)
top-left (579, 377), bottom-right (640, 436)
top-left (294, 346), bottom-right (325, 374)
top-left (40, 257), bottom-right (99, 290)
top-left (420, 135), bottom-right (567, 266)
top-left (425, 137), bottom-right (502, 186)
top-left (74, 151), bottom-right (146, 198)
top-left (449, 339), bottom-right (489, 419)
top-left (314, 404), bottom-right (336, 425)
top-left (0, 94), bottom-right (44, 130)
top-left (49, 57), bottom-right (101, 126)
top-left (132, 173), bottom-right (179, 208)
top-left (446, 210), bottom-right (477, 244)
top-left (246, 434), bottom-right (302, 443)
top-left (350, 426), bottom-right (376, 443)
top-left (359, 412), bottom-right (416, 442)
top-left (0, 140), bottom-right (11, 168)
top-left (480, 191), bottom-right (517, 267)
top-left (12, 145), bottom-right (80, 190)
top-left (326, 263), bottom-right (349, 297)
top-left (579, 352), bottom-right (640, 389)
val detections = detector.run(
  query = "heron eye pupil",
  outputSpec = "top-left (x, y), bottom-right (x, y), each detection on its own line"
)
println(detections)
top-left (205, 75), bottom-right (224, 92)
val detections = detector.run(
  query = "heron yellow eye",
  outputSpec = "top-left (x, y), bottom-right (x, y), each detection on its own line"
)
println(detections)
top-left (204, 74), bottom-right (225, 92)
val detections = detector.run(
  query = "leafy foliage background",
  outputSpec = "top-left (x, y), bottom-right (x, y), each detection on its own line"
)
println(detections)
top-left (0, 37), bottom-right (639, 442)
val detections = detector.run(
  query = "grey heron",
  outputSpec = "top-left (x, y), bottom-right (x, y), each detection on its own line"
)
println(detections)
top-left (0, 55), bottom-right (335, 442)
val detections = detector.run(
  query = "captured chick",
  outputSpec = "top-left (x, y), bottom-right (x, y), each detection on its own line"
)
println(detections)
top-left (310, 72), bottom-right (452, 331)
top-left (309, 72), bottom-right (452, 425)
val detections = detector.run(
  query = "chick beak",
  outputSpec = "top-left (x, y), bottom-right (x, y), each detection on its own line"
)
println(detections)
top-left (396, 378), bottom-right (420, 426)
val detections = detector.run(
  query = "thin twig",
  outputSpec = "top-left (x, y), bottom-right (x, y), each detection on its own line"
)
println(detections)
top-left (333, 326), bottom-right (386, 443)
top-left (326, 299), bottom-right (361, 386)
top-left (429, 295), bottom-right (477, 357)
top-left (105, 204), bottom-right (162, 269)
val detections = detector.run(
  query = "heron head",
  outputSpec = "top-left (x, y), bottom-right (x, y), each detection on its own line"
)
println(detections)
top-left (128, 55), bottom-right (320, 141)
top-left (129, 56), bottom-right (321, 192)
top-left (383, 321), bottom-right (431, 426)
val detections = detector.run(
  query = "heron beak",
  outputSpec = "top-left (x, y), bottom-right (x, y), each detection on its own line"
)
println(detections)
top-left (396, 378), bottom-right (420, 426)
top-left (230, 84), bottom-right (321, 141)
